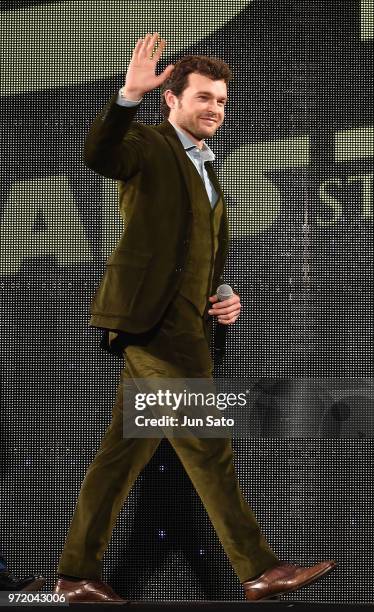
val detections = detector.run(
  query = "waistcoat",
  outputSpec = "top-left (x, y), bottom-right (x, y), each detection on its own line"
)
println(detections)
top-left (178, 157), bottom-right (224, 316)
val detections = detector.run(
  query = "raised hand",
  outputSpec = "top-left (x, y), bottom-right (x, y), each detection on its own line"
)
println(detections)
top-left (122, 32), bottom-right (174, 100)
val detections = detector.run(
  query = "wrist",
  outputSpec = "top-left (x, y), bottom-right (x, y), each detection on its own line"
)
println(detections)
top-left (119, 86), bottom-right (144, 102)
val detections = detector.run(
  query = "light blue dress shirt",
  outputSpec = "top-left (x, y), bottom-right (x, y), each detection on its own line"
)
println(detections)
top-left (116, 91), bottom-right (219, 208)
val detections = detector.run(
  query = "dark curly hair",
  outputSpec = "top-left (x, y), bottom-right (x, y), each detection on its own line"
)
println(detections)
top-left (160, 55), bottom-right (232, 118)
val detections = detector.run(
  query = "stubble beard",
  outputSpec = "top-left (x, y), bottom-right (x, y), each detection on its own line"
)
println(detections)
top-left (180, 114), bottom-right (218, 142)
top-left (174, 99), bottom-right (219, 141)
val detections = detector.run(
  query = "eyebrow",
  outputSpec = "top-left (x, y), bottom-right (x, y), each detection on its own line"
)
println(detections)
top-left (195, 90), bottom-right (227, 102)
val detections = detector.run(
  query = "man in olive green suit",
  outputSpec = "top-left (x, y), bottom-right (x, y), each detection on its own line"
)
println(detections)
top-left (54, 34), bottom-right (336, 603)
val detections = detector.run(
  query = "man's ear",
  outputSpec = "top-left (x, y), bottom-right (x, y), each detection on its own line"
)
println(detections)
top-left (164, 89), bottom-right (175, 111)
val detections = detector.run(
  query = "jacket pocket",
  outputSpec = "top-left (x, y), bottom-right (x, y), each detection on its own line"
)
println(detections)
top-left (93, 251), bottom-right (152, 316)
top-left (106, 248), bottom-right (152, 266)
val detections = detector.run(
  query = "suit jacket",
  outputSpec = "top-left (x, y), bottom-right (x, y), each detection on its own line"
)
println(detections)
top-left (84, 92), bottom-right (230, 342)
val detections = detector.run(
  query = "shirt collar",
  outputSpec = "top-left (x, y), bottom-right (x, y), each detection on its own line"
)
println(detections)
top-left (167, 119), bottom-right (216, 163)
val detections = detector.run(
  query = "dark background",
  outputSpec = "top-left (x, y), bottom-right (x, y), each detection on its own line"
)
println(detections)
top-left (0, 0), bottom-right (373, 603)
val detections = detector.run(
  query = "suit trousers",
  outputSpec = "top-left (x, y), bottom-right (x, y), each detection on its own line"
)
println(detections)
top-left (57, 292), bottom-right (279, 583)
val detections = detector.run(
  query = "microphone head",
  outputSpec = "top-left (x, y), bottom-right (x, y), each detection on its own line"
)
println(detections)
top-left (216, 283), bottom-right (233, 302)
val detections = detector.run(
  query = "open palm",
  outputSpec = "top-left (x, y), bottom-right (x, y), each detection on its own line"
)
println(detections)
top-left (124, 32), bottom-right (174, 98)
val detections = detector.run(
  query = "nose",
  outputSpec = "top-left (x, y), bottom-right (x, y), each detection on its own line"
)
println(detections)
top-left (206, 100), bottom-right (222, 116)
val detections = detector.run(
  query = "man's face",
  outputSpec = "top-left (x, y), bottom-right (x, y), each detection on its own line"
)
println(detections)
top-left (166, 72), bottom-right (227, 142)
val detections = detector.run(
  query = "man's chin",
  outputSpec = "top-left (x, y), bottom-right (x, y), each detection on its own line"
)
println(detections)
top-left (196, 127), bottom-right (217, 139)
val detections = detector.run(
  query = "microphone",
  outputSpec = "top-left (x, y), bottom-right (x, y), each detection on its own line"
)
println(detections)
top-left (216, 283), bottom-right (234, 302)
top-left (214, 284), bottom-right (234, 361)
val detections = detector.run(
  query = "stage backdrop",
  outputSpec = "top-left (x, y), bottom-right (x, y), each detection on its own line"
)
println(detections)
top-left (1, 0), bottom-right (373, 603)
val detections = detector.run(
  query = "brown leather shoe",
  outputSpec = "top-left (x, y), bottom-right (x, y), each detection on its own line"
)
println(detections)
top-left (53, 578), bottom-right (127, 604)
top-left (242, 560), bottom-right (337, 601)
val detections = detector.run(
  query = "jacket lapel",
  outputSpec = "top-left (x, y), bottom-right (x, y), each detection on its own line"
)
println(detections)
top-left (153, 120), bottom-right (194, 205)
top-left (205, 161), bottom-right (230, 250)
top-left (154, 120), bottom-right (229, 249)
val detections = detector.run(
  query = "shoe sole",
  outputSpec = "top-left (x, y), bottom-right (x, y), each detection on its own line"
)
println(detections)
top-left (21, 578), bottom-right (46, 592)
top-left (256, 562), bottom-right (337, 601)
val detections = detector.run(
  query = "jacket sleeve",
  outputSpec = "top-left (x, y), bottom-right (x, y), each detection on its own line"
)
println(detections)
top-left (83, 92), bottom-right (146, 180)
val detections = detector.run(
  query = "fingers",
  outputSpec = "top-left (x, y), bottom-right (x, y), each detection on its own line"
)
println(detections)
top-left (208, 298), bottom-right (241, 316)
top-left (208, 294), bottom-right (241, 323)
top-left (218, 318), bottom-right (239, 325)
top-left (156, 63), bottom-right (175, 86)
top-left (133, 37), bottom-right (144, 60)
top-left (208, 294), bottom-right (238, 308)
top-left (217, 309), bottom-right (241, 324)
top-left (152, 38), bottom-right (166, 62)
top-left (136, 34), bottom-right (150, 60)
top-left (208, 300), bottom-right (241, 324)
top-left (210, 304), bottom-right (240, 315)
top-left (145, 32), bottom-right (158, 56)
top-left (218, 307), bottom-right (241, 319)
top-left (223, 294), bottom-right (240, 306)
top-left (136, 32), bottom-right (163, 60)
